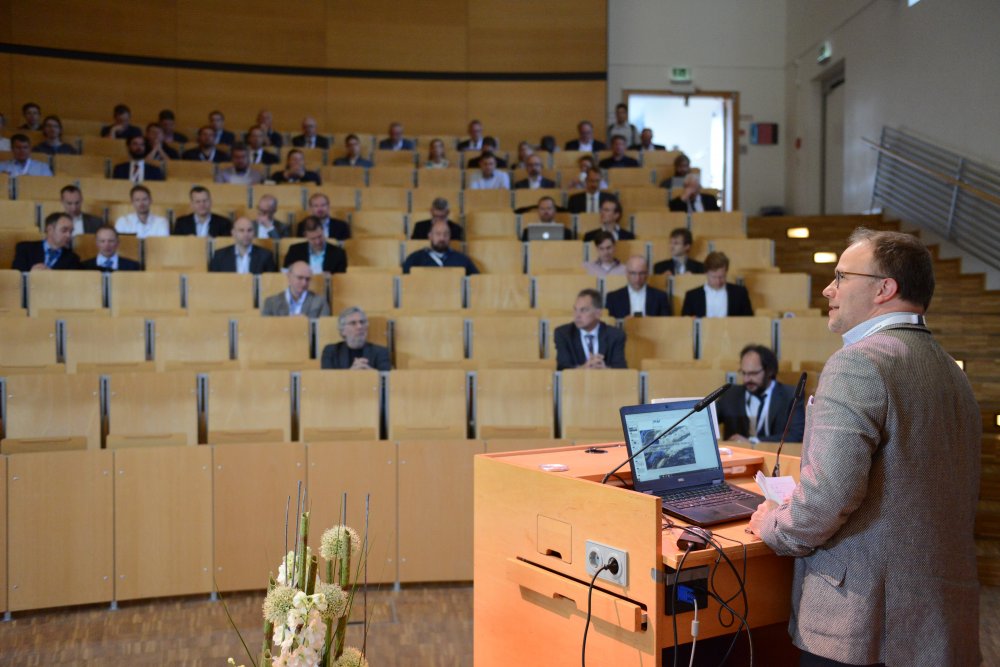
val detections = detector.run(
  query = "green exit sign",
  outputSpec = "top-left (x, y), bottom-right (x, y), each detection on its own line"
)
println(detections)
top-left (670, 67), bottom-right (692, 83)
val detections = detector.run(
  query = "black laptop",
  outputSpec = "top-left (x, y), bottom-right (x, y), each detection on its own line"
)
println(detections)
top-left (620, 399), bottom-right (764, 527)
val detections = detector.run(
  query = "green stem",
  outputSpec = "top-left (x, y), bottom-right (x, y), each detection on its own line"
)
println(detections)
top-left (296, 512), bottom-right (310, 591)
top-left (334, 540), bottom-right (352, 658)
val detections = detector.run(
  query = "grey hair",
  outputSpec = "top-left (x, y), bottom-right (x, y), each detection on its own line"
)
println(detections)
top-left (431, 197), bottom-right (449, 211)
top-left (337, 306), bottom-right (367, 333)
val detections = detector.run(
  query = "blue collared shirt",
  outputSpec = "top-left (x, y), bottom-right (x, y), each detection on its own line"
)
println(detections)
top-left (42, 240), bottom-right (62, 267)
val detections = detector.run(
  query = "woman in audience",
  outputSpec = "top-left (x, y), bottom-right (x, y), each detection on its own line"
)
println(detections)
top-left (583, 231), bottom-right (626, 277)
top-left (271, 148), bottom-right (321, 185)
top-left (423, 138), bottom-right (450, 168)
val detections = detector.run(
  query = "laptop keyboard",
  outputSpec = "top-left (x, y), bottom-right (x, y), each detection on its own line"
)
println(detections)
top-left (660, 484), bottom-right (756, 508)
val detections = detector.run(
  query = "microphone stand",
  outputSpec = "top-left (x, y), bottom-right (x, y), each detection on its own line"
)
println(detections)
top-left (772, 372), bottom-right (807, 477)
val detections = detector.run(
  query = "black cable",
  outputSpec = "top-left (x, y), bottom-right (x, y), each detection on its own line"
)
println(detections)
top-left (671, 545), bottom-right (693, 667)
top-left (581, 563), bottom-right (612, 667)
top-left (702, 535), bottom-right (752, 667)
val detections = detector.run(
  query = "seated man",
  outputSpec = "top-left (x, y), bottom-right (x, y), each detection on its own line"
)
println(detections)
top-left (245, 125), bottom-right (281, 165)
top-left (81, 225), bottom-right (141, 272)
top-left (466, 137), bottom-right (508, 169)
top-left (457, 119), bottom-right (484, 152)
top-left (607, 103), bottom-right (639, 146)
top-left (467, 154), bottom-right (510, 190)
top-left (402, 220), bottom-right (479, 275)
top-left (292, 117), bottom-right (329, 148)
top-left (272, 149), bottom-right (321, 185)
top-left (60, 184), bottom-right (104, 236)
top-left (0, 134), bottom-right (53, 177)
top-left (669, 173), bottom-right (720, 212)
top-left (296, 193), bottom-right (350, 240)
top-left (653, 227), bottom-right (706, 275)
top-left (12, 212), bottom-right (80, 271)
top-left (215, 143), bottom-right (264, 185)
top-left (181, 126), bottom-right (230, 163)
top-left (583, 231), bottom-right (626, 278)
top-left (283, 216), bottom-right (348, 275)
top-left (715, 344), bottom-right (805, 444)
top-left (209, 217), bottom-right (277, 274)
top-left (208, 110), bottom-right (235, 146)
top-left (332, 134), bottom-right (373, 167)
top-left (659, 153), bottom-right (691, 190)
top-left (581, 198), bottom-right (634, 242)
top-left (513, 153), bottom-right (556, 190)
top-left (553, 289), bottom-right (627, 370)
top-left (114, 185), bottom-right (170, 238)
top-left (629, 128), bottom-right (665, 152)
top-left (253, 195), bottom-right (290, 239)
top-left (19, 102), bottom-right (42, 131)
top-left (598, 135), bottom-right (640, 169)
top-left (33, 115), bottom-right (77, 155)
top-left (262, 261), bottom-right (330, 318)
top-left (567, 168), bottom-right (614, 213)
top-left (605, 256), bottom-right (671, 318)
top-left (255, 110), bottom-right (283, 148)
top-left (378, 122), bottom-right (414, 150)
top-left (112, 135), bottom-right (165, 182)
top-left (157, 109), bottom-right (187, 144)
top-left (173, 186), bottom-right (232, 237)
top-left (144, 122), bottom-right (179, 161)
top-left (100, 103), bottom-right (142, 141)
top-left (520, 196), bottom-right (572, 241)
top-left (321, 307), bottom-right (392, 371)
top-left (410, 197), bottom-right (463, 241)
top-left (680, 251), bottom-right (753, 317)
top-left (565, 120), bottom-right (606, 152)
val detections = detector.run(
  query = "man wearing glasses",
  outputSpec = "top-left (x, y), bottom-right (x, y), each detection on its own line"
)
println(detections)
top-left (320, 307), bottom-right (391, 371)
top-left (715, 344), bottom-right (803, 444)
top-left (749, 228), bottom-right (980, 666)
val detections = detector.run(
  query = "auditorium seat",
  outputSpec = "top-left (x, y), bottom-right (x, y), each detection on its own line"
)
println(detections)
top-left (398, 268), bottom-right (464, 311)
top-left (368, 166), bottom-right (415, 188)
top-left (617, 187), bottom-right (668, 211)
top-left (105, 371), bottom-right (199, 447)
top-left (0, 269), bottom-right (25, 316)
top-left (152, 316), bottom-right (236, 371)
top-left (298, 369), bottom-right (381, 441)
top-left (469, 314), bottom-right (543, 364)
top-left (467, 274), bottom-right (531, 311)
top-left (465, 240), bottom-right (524, 274)
top-left (52, 155), bottom-right (109, 178)
top-left (631, 210), bottom-right (688, 238)
top-left (330, 271), bottom-right (393, 314)
top-left (553, 150), bottom-right (592, 168)
top-left (252, 184), bottom-right (306, 209)
top-left (350, 210), bottom-right (408, 238)
top-left (698, 316), bottom-right (775, 366)
top-left (206, 369), bottom-right (292, 443)
top-left (462, 189), bottom-right (512, 213)
top-left (668, 273), bottom-right (706, 314)
top-left (27, 270), bottom-right (105, 317)
top-left (606, 168), bottom-right (655, 188)
top-left (0, 200), bottom-right (39, 230)
top-left (411, 188), bottom-right (460, 214)
top-left (372, 149), bottom-right (417, 167)
top-left (710, 237), bottom-right (774, 271)
top-left (641, 149), bottom-right (683, 170)
top-left (320, 166), bottom-right (367, 188)
top-left (15, 176), bottom-right (67, 202)
top-left (743, 272), bottom-right (812, 314)
top-left (311, 185), bottom-right (358, 211)
top-left (166, 161), bottom-right (215, 181)
top-left (416, 168), bottom-right (462, 190)
top-left (235, 316), bottom-right (316, 370)
top-left (622, 317), bottom-right (696, 368)
top-left (359, 186), bottom-right (410, 211)
top-left (475, 368), bottom-right (555, 438)
top-left (532, 274), bottom-right (598, 314)
top-left (144, 236), bottom-right (210, 272)
top-left (0, 317), bottom-right (60, 374)
top-left (777, 316), bottom-right (841, 368)
top-left (80, 136), bottom-right (128, 159)
top-left (465, 211), bottom-right (518, 239)
top-left (108, 272), bottom-right (182, 316)
top-left (294, 148), bottom-right (326, 170)
top-left (689, 211), bottom-right (744, 238)
top-left (609, 239), bottom-right (650, 265)
top-left (526, 241), bottom-right (586, 274)
top-left (392, 314), bottom-right (465, 368)
top-left (76, 177), bottom-right (133, 202)
top-left (208, 183), bottom-right (253, 209)
top-left (185, 273), bottom-right (255, 314)
top-left (387, 369), bottom-right (468, 439)
top-left (559, 369), bottom-right (640, 440)
top-left (644, 368), bottom-right (728, 402)
top-left (63, 316), bottom-right (152, 373)
top-left (0, 373), bottom-right (101, 453)
top-left (513, 188), bottom-right (563, 211)
top-left (401, 239), bottom-right (462, 260)
top-left (341, 238), bottom-right (402, 269)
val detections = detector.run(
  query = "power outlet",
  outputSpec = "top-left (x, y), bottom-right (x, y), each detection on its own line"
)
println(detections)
top-left (585, 540), bottom-right (628, 587)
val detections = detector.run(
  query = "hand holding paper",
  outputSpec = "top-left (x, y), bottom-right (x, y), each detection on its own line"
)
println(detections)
top-left (755, 470), bottom-right (796, 504)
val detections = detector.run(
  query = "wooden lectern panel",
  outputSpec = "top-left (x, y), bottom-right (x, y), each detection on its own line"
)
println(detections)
top-left (7, 450), bottom-right (114, 611)
top-left (0, 457), bottom-right (4, 612)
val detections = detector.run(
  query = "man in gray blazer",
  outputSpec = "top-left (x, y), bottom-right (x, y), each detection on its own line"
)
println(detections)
top-left (320, 307), bottom-right (391, 371)
top-left (750, 228), bottom-right (980, 666)
top-left (261, 261), bottom-right (330, 318)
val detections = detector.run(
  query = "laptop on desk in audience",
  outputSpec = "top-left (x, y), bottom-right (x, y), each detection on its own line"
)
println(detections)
top-left (620, 399), bottom-right (764, 527)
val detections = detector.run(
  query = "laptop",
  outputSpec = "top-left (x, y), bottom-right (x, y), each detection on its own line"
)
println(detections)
top-left (523, 223), bottom-right (567, 241)
top-left (620, 399), bottom-right (764, 527)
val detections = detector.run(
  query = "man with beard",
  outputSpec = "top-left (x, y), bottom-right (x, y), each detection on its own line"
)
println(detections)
top-left (402, 220), bottom-right (478, 274)
top-left (113, 135), bottom-right (165, 182)
top-left (320, 307), bottom-right (392, 370)
top-left (716, 344), bottom-right (804, 444)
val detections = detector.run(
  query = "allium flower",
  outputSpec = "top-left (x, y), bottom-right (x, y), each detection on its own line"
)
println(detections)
top-left (315, 581), bottom-right (348, 620)
top-left (333, 646), bottom-right (369, 667)
top-left (276, 547), bottom-right (313, 586)
top-left (262, 585), bottom-right (297, 624)
top-left (320, 526), bottom-right (360, 561)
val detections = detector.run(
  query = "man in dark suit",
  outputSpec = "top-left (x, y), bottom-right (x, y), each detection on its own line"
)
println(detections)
top-left (255, 110), bottom-right (283, 148)
top-left (296, 193), bottom-right (350, 240)
top-left (246, 126), bottom-right (281, 165)
top-left (81, 225), bottom-right (141, 271)
top-left (457, 120), bottom-right (484, 152)
top-left (554, 289), bottom-right (627, 370)
top-left (181, 126), bottom-right (230, 163)
top-left (520, 196), bottom-right (572, 241)
top-left (466, 137), bottom-right (508, 169)
top-left (60, 185), bottom-right (104, 236)
top-left (292, 117), bottom-right (330, 149)
top-left (513, 153), bottom-right (556, 190)
top-left (12, 212), bottom-right (80, 271)
top-left (716, 344), bottom-right (804, 444)
top-left (605, 256), bottom-right (671, 319)
top-left (567, 168), bottom-right (616, 214)
top-left (100, 103), bottom-right (142, 141)
top-left (653, 228), bottom-right (706, 275)
top-left (208, 110), bottom-right (235, 146)
top-left (378, 122), bottom-right (414, 150)
top-left (253, 195), bottom-right (291, 239)
top-left (283, 216), bottom-right (348, 274)
top-left (629, 128), bottom-right (665, 152)
top-left (332, 133), bottom-right (373, 167)
top-left (112, 136), bottom-right (165, 183)
top-left (209, 217), bottom-right (277, 274)
top-left (144, 123), bottom-right (179, 161)
top-left (321, 306), bottom-right (392, 371)
top-left (403, 220), bottom-right (478, 274)
top-left (272, 149), bottom-right (321, 185)
top-left (564, 120), bottom-right (606, 152)
top-left (669, 173), bottom-right (720, 212)
top-left (581, 198), bottom-right (635, 243)
top-left (598, 136), bottom-right (640, 169)
top-left (680, 251), bottom-right (754, 317)
top-left (158, 109), bottom-right (188, 144)
top-left (173, 186), bottom-right (232, 237)
top-left (261, 261), bottom-right (330, 318)
top-left (410, 197), bottom-right (463, 241)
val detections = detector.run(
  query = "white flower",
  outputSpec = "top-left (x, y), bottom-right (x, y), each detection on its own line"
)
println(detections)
top-left (263, 585), bottom-right (296, 625)
top-left (315, 581), bottom-right (348, 620)
top-left (276, 548), bottom-right (313, 586)
top-left (333, 646), bottom-right (369, 667)
top-left (320, 526), bottom-right (360, 561)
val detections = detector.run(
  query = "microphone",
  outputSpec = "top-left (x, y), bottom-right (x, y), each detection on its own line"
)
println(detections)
top-left (772, 372), bottom-right (807, 477)
top-left (601, 384), bottom-right (732, 486)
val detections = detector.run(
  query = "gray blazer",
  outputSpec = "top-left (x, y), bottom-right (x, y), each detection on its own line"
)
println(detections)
top-left (260, 291), bottom-right (330, 318)
top-left (758, 323), bottom-right (981, 665)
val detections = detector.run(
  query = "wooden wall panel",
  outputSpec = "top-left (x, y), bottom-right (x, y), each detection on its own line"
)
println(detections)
top-left (467, 81), bottom-right (605, 147)
top-left (0, 54), bottom-right (12, 122)
top-left (326, 78), bottom-right (469, 136)
top-left (0, 457), bottom-right (6, 613)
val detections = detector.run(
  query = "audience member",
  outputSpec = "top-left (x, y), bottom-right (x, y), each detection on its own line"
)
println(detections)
top-left (669, 173), bottom-right (720, 213)
top-left (0, 112), bottom-right (9, 151)
top-left (19, 102), bottom-right (42, 131)
top-left (209, 110), bottom-right (235, 145)
top-left (423, 138), bottom-right (449, 168)
top-left (513, 153), bottom-right (555, 189)
top-left (144, 123), bottom-right (179, 161)
top-left (100, 103), bottom-right (142, 140)
top-left (716, 344), bottom-right (805, 444)
top-left (583, 231), bottom-right (626, 278)
top-left (209, 217), bottom-right (277, 274)
top-left (629, 128), bottom-right (665, 152)
top-left (467, 154), bottom-right (510, 190)
top-left (581, 198), bottom-right (634, 242)
top-left (653, 228), bottom-right (705, 275)
top-left (182, 126), bottom-right (230, 163)
top-left (659, 153), bottom-right (691, 190)
top-left (553, 289), bottom-right (626, 370)
top-left (215, 143), bottom-right (265, 185)
top-left (402, 220), bottom-right (479, 275)
top-left (565, 120), bottom-right (606, 152)
top-left (538, 135), bottom-right (557, 153)
top-left (60, 185), bottom-right (104, 236)
top-left (598, 135), bottom-right (640, 168)
top-left (521, 196), bottom-right (572, 240)
top-left (283, 216), bottom-right (348, 274)
top-left (378, 122), bottom-right (414, 150)
top-left (81, 225), bottom-right (141, 272)
top-left (173, 186), bottom-right (232, 237)
top-left (457, 120), bottom-right (484, 151)
top-left (567, 155), bottom-right (607, 190)
top-left (567, 168), bottom-right (613, 213)
top-left (158, 109), bottom-right (187, 144)
top-left (320, 307), bottom-right (392, 370)
top-left (680, 251), bottom-right (753, 317)
top-left (511, 141), bottom-right (535, 171)
top-left (332, 134), bottom-right (373, 167)
top-left (261, 261), bottom-right (330, 317)
top-left (607, 103), bottom-right (639, 146)
top-left (113, 135), bottom-right (165, 182)
top-left (296, 193), bottom-right (350, 240)
top-left (410, 198), bottom-right (463, 241)
top-left (12, 212), bottom-right (80, 271)
top-left (33, 116), bottom-right (77, 155)
top-left (605, 256), bottom-right (671, 318)
top-left (466, 137), bottom-right (508, 169)
top-left (272, 149), bottom-right (321, 185)
top-left (0, 134), bottom-right (53, 177)
top-left (253, 195), bottom-right (290, 239)
top-left (246, 126), bottom-right (281, 165)
top-left (292, 117), bottom-right (329, 148)
top-left (255, 110), bottom-right (283, 148)
top-left (114, 185), bottom-right (169, 238)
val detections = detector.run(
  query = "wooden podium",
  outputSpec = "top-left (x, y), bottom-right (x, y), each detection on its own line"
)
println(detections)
top-left (474, 443), bottom-right (801, 666)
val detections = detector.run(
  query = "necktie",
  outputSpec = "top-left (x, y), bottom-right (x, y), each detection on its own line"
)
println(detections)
top-left (102, 258), bottom-right (113, 270)
top-left (749, 393), bottom-right (768, 437)
top-left (254, 150), bottom-right (261, 163)
top-left (131, 163), bottom-right (140, 184)
top-left (589, 195), bottom-right (597, 213)
top-left (45, 248), bottom-right (59, 267)
top-left (585, 334), bottom-right (595, 358)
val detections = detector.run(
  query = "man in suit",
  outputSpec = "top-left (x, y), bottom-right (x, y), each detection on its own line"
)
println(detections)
top-left (669, 173), bottom-right (719, 213)
top-left (403, 220), bottom-right (478, 275)
top-left (332, 133), bottom-right (373, 167)
top-left (181, 126), bottom-right (230, 163)
top-left (378, 122), bottom-right (414, 150)
top-left (209, 217), bottom-right (277, 274)
top-left (60, 185), bottom-right (104, 236)
top-left (564, 120), bottom-right (606, 152)
top-left (653, 228), bottom-right (706, 275)
top-left (320, 306), bottom-right (392, 371)
top-left (410, 197), bottom-right (463, 241)
top-left (716, 344), bottom-right (804, 444)
top-left (208, 110), bottom-right (235, 146)
top-left (681, 251), bottom-right (753, 317)
top-left (255, 109), bottom-right (283, 148)
top-left (33, 115), bottom-right (77, 155)
top-left (513, 153), bottom-right (556, 190)
top-left (283, 216), bottom-right (347, 275)
top-left (81, 225), bottom-right (141, 272)
top-left (253, 195), bottom-right (290, 239)
top-left (19, 102), bottom-right (42, 131)
top-left (466, 137), bottom-right (508, 169)
top-left (605, 256), bottom-right (671, 318)
top-left (554, 289), bottom-right (627, 370)
top-left (0, 134), bottom-right (53, 177)
top-left (144, 123), bottom-right (179, 161)
top-left (112, 135), bottom-right (165, 183)
top-left (629, 128), bottom-right (665, 152)
top-left (659, 153), bottom-right (692, 190)
top-left (567, 168), bottom-right (615, 213)
top-left (749, 228), bottom-right (981, 666)
top-left (158, 109), bottom-right (188, 144)
top-left (457, 119), bottom-right (485, 152)
top-left (173, 186), bottom-right (232, 237)
top-left (598, 135), bottom-right (640, 169)
top-left (581, 198), bottom-right (635, 243)
top-left (296, 193), bottom-right (350, 240)
top-left (245, 126), bottom-right (281, 166)
top-left (261, 261), bottom-right (330, 318)
top-left (292, 117), bottom-right (330, 149)
top-left (271, 149), bottom-right (321, 185)
top-left (12, 212), bottom-right (80, 271)
top-left (520, 196), bottom-right (572, 241)
top-left (100, 103), bottom-right (142, 141)
top-left (215, 143), bottom-right (264, 185)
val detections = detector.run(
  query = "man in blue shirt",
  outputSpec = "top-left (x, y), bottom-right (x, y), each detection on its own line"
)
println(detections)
top-left (402, 220), bottom-right (479, 275)
top-left (12, 212), bottom-right (80, 271)
top-left (0, 135), bottom-right (53, 177)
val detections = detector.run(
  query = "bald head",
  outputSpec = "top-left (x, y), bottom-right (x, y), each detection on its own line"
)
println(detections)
top-left (626, 255), bottom-right (649, 291)
top-left (286, 261), bottom-right (313, 300)
top-left (232, 216), bottom-right (254, 250)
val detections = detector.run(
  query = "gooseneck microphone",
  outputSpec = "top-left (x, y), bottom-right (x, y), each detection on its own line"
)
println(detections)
top-left (601, 384), bottom-right (732, 486)
top-left (772, 372), bottom-right (807, 477)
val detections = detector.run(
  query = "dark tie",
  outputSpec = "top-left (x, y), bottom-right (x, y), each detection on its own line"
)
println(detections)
top-left (749, 393), bottom-right (768, 437)
top-left (585, 334), bottom-right (595, 357)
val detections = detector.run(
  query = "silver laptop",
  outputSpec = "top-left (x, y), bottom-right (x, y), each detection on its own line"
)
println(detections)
top-left (523, 223), bottom-right (567, 241)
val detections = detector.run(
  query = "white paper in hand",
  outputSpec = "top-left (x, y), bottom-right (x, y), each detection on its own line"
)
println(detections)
top-left (755, 470), bottom-right (796, 503)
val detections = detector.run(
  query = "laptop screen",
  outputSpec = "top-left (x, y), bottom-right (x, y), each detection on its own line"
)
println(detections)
top-left (620, 400), bottom-right (724, 491)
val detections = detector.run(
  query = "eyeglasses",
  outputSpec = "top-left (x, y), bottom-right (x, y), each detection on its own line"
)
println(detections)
top-left (833, 270), bottom-right (886, 288)
top-left (739, 368), bottom-right (765, 377)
